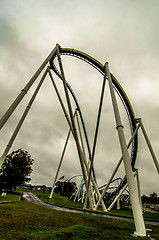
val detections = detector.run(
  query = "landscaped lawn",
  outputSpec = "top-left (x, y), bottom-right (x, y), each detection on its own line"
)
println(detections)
top-left (0, 200), bottom-right (159, 240)
top-left (25, 189), bottom-right (159, 222)
top-left (0, 191), bottom-right (21, 202)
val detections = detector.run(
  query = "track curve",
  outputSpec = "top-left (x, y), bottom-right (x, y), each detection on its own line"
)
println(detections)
top-left (49, 46), bottom-right (138, 199)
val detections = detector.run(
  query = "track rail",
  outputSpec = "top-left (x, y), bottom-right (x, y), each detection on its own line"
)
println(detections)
top-left (49, 46), bottom-right (138, 199)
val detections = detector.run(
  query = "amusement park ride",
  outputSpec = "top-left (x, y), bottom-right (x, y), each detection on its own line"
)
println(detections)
top-left (0, 44), bottom-right (158, 237)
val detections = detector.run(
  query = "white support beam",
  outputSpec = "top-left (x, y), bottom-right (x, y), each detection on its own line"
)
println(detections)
top-left (0, 45), bottom-right (58, 130)
top-left (105, 62), bottom-right (146, 236)
top-left (108, 183), bottom-right (128, 211)
top-left (138, 118), bottom-right (159, 174)
top-left (49, 110), bottom-right (77, 199)
top-left (84, 64), bottom-right (107, 209)
top-left (56, 46), bottom-right (94, 209)
top-left (94, 122), bottom-right (140, 210)
top-left (0, 67), bottom-right (49, 167)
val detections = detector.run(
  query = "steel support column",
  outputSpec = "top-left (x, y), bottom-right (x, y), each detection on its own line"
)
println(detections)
top-left (56, 46), bottom-right (93, 209)
top-left (95, 122), bottom-right (140, 210)
top-left (49, 65), bottom-right (100, 209)
top-left (108, 183), bottom-right (128, 211)
top-left (138, 118), bottom-right (159, 174)
top-left (84, 63), bottom-right (107, 210)
top-left (106, 62), bottom-right (146, 236)
top-left (0, 67), bottom-right (49, 167)
top-left (0, 45), bottom-right (58, 130)
top-left (49, 110), bottom-right (77, 199)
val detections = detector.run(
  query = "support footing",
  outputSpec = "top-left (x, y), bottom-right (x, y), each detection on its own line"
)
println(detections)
top-left (131, 228), bottom-right (153, 238)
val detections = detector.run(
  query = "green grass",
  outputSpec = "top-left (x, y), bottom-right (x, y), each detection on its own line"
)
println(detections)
top-left (0, 201), bottom-right (158, 240)
top-left (0, 191), bottom-right (21, 202)
top-left (33, 190), bottom-right (84, 209)
top-left (1, 189), bottom-right (159, 223)
top-left (24, 189), bottom-right (159, 222)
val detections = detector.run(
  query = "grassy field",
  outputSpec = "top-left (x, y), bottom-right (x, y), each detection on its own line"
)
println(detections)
top-left (27, 190), bottom-right (159, 222)
top-left (0, 190), bottom-right (158, 239)
top-left (0, 191), bottom-right (21, 203)
top-left (0, 201), bottom-right (159, 240)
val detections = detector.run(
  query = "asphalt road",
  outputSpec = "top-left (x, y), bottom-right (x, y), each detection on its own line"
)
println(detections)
top-left (21, 192), bottom-right (159, 226)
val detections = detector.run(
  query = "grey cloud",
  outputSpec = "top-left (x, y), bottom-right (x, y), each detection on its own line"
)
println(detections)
top-left (0, 18), bottom-right (17, 48)
top-left (0, 0), bottom-right (158, 195)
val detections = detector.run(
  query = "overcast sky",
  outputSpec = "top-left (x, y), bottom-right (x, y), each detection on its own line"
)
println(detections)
top-left (0, 0), bottom-right (158, 196)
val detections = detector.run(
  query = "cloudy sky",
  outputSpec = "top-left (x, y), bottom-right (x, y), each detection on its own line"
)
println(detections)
top-left (0, 0), bottom-right (158, 196)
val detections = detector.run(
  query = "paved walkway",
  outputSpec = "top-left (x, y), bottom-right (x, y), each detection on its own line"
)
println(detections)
top-left (21, 192), bottom-right (159, 226)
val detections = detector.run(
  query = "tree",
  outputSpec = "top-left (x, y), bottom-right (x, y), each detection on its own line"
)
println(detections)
top-left (54, 181), bottom-right (76, 197)
top-left (0, 149), bottom-right (34, 191)
top-left (150, 192), bottom-right (158, 198)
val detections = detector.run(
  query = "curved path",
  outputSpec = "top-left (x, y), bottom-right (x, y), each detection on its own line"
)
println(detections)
top-left (21, 192), bottom-right (159, 226)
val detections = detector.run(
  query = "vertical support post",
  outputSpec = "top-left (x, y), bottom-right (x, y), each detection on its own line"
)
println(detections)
top-left (49, 110), bottom-right (77, 199)
top-left (117, 198), bottom-right (120, 210)
top-left (95, 122), bottom-right (140, 210)
top-left (76, 111), bottom-right (86, 158)
top-left (49, 128), bottom-right (71, 198)
top-left (0, 67), bottom-right (49, 167)
top-left (56, 46), bottom-right (93, 209)
top-left (105, 62), bottom-right (146, 236)
top-left (74, 177), bottom-right (83, 202)
top-left (138, 118), bottom-right (159, 174)
top-left (134, 168), bottom-right (142, 209)
top-left (49, 63), bottom-right (105, 210)
top-left (76, 110), bottom-right (97, 207)
top-left (84, 64), bottom-right (107, 209)
top-left (0, 45), bottom-right (58, 130)
top-left (79, 145), bottom-right (107, 211)
top-left (49, 66), bottom-right (100, 209)
top-left (108, 183), bottom-right (128, 211)
top-left (48, 69), bottom-right (74, 133)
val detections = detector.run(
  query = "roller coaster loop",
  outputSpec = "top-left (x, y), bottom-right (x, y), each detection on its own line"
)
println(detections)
top-left (49, 46), bottom-right (138, 199)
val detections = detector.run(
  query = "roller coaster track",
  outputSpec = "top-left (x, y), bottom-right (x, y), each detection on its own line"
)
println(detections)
top-left (49, 46), bottom-right (138, 199)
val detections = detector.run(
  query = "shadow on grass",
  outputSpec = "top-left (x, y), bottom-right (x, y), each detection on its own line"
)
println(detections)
top-left (0, 224), bottom-right (147, 240)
